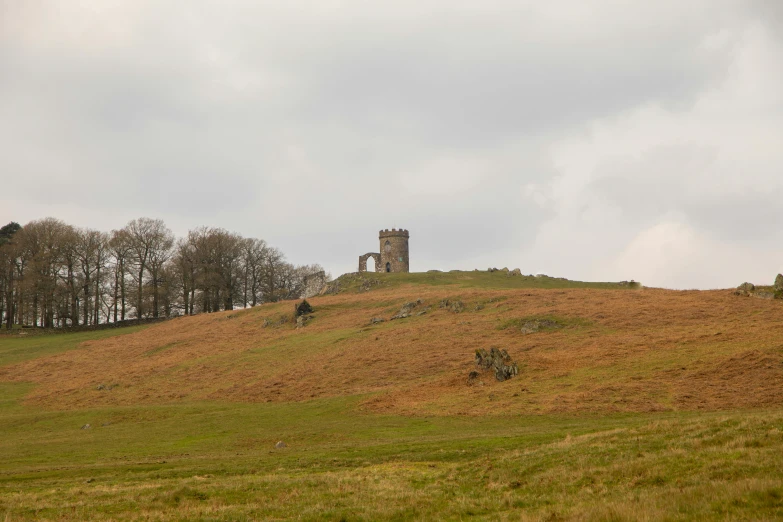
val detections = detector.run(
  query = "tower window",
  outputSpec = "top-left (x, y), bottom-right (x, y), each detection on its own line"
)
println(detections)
top-left (386, 262), bottom-right (391, 272)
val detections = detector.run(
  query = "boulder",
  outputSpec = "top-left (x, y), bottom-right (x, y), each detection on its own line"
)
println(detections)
top-left (391, 300), bottom-right (422, 320)
top-left (275, 441), bottom-right (287, 449)
top-left (295, 315), bottom-right (314, 328)
top-left (508, 268), bottom-right (522, 277)
top-left (449, 300), bottom-right (464, 313)
top-left (734, 282), bottom-right (756, 297)
top-left (370, 317), bottom-right (385, 324)
top-left (775, 274), bottom-right (783, 292)
top-left (475, 347), bottom-right (519, 382)
top-left (754, 291), bottom-right (775, 300)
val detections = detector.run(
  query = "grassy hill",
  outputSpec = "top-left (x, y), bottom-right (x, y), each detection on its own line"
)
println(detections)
top-left (1, 271), bottom-right (783, 520)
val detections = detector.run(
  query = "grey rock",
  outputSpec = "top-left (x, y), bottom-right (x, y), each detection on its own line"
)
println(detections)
top-left (275, 441), bottom-right (287, 449)
top-left (475, 347), bottom-right (519, 382)
top-left (734, 282), bottom-right (756, 296)
top-left (449, 300), bottom-right (464, 313)
top-left (508, 268), bottom-right (522, 276)
top-left (81, 424), bottom-right (91, 430)
top-left (296, 315), bottom-right (314, 328)
top-left (391, 301), bottom-right (419, 320)
top-left (520, 319), bottom-right (562, 334)
top-left (754, 291), bottom-right (775, 300)
top-left (775, 274), bottom-right (783, 292)
top-left (370, 317), bottom-right (385, 324)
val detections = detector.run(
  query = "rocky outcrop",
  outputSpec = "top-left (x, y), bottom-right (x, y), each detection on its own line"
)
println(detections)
top-left (438, 299), bottom-right (464, 313)
top-left (391, 299), bottom-right (423, 320)
top-left (475, 347), bottom-right (519, 382)
top-left (520, 319), bottom-right (563, 334)
top-left (295, 314), bottom-right (313, 328)
top-left (734, 279), bottom-right (783, 299)
top-left (507, 268), bottom-right (522, 276)
top-left (734, 282), bottom-right (756, 296)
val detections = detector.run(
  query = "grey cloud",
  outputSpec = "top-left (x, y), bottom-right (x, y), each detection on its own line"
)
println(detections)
top-left (1, 1), bottom-right (781, 286)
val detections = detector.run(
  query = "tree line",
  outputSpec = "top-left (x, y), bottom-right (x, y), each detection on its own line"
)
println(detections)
top-left (0, 218), bottom-right (328, 329)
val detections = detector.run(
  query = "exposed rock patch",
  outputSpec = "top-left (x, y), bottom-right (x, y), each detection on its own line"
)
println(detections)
top-left (475, 347), bottom-right (519, 382)
top-left (439, 299), bottom-right (463, 313)
top-left (416, 307), bottom-right (431, 317)
top-left (391, 299), bottom-right (423, 320)
top-left (520, 319), bottom-right (563, 334)
top-left (296, 315), bottom-right (314, 329)
top-left (734, 278), bottom-right (783, 299)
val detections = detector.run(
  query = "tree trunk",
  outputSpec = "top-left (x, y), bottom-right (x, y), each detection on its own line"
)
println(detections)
top-left (137, 264), bottom-right (144, 319)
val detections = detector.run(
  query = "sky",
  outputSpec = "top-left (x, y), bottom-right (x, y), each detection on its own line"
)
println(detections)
top-left (1, 1), bottom-right (781, 289)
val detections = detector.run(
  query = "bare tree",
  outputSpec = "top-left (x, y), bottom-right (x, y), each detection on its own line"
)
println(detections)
top-left (124, 218), bottom-right (173, 319)
top-left (108, 229), bottom-right (132, 322)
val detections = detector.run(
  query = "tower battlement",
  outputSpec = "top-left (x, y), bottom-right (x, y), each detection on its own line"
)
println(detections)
top-left (379, 229), bottom-right (409, 239)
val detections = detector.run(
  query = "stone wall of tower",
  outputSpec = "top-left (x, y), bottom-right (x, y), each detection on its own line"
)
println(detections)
top-left (379, 229), bottom-right (409, 273)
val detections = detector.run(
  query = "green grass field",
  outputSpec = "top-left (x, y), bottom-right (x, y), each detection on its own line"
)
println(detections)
top-left (2, 381), bottom-right (782, 520)
top-left (2, 273), bottom-right (782, 520)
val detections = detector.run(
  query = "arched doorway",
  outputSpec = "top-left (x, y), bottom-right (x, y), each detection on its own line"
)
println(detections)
top-left (386, 262), bottom-right (391, 272)
top-left (366, 256), bottom-right (375, 272)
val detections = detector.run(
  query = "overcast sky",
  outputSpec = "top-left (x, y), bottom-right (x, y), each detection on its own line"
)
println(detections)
top-left (1, 1), bottom-right (781, 289)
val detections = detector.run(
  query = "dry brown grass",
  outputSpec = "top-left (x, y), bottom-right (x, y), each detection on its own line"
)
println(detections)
top-left (3, 284), bottom-right (783, 416)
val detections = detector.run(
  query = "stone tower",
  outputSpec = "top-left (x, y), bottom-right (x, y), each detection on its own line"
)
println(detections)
top-left (379, 229), bottom-right (409, 273)
top-left (358, 229), bottom-right (410, 273)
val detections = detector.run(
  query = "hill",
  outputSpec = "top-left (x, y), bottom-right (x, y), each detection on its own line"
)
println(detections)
top-left (1, 271), bottom-right (783, 520)
top-left (2, 271), bottom-right (780, 414)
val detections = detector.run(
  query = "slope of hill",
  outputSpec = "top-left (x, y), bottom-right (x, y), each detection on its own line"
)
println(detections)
top-left (2, 270), bottom-right (782, 415)
top-left (2, 270), bottom-right (783, 521)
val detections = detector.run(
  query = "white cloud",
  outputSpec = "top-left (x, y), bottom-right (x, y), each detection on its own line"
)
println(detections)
top-left (520, 17), bottom-right (783, 288)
